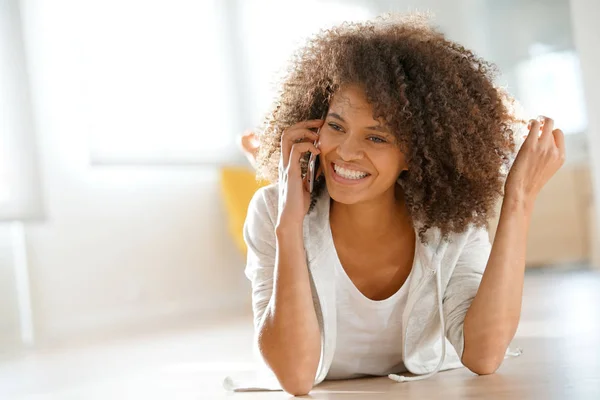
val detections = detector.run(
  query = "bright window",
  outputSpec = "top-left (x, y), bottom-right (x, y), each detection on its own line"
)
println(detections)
top-left (239, 0), bottom-right (373, 127)
top-left (80, 0), bottom-right (236, 164)
top-left (516, 49), bottom-right (587, 135)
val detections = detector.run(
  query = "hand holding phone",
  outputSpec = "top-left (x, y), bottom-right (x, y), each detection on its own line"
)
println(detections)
top-left (277, 118), bottom-right (322, 227)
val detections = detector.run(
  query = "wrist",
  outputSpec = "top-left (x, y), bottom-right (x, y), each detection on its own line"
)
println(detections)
top-left (275, 222), bottom-right (304, 241)
top-left (502, 187), bottom-right (535, 214)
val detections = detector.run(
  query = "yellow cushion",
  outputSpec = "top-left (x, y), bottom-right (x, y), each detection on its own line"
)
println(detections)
top-left (219, 166), bottom-right (269, 255)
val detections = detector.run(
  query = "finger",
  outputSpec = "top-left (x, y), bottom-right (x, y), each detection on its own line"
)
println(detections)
top-left (291, 120), bottom-right (325, 136)
top-left (552, 128), bottom-right (566, 155)
top-left (539, 116), bottom-right (554, 141)
top-left (283, 129), bottom-right (319, 144)
top-left (291, 119), bottom-right (327, 129)
top-left (524, 119), bottom-right (541, 146)
top-left (280, 129), bottom-right (319, 167)
top-left (288, 142), bottom-right (320, 171)
top-left (527, 117), bottom-right (542, 130)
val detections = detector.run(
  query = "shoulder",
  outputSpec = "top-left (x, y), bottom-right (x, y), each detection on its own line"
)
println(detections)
top-left (449, 225), bottom-right (492, 272)
top-left (422, 225), bottom-right (491, 268)
top-left (246, 183), bottom-right (280, 232)
top-left (464, 225), bottom-right (491, 249)
top-left (443, 225), bottom-right (491, 250)
top-left (243, 183), bottom-right (281, 260)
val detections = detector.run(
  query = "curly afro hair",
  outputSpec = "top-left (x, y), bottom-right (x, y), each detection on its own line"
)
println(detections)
top-left (254, 12), bottom-right (524, 240)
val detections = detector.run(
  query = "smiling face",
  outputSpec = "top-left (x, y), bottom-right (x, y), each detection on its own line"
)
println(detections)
top-left (317, 84), bottom-right (408, 205)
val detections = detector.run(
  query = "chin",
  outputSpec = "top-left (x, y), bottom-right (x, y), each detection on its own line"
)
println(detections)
top-left (323, 176), bottom-right (371, 205)
top-left (324, 177), bottom-right (400, 207)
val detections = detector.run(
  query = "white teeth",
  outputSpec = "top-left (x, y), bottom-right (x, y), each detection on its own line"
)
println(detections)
top-left (333, 164), bottom-right (369, 180)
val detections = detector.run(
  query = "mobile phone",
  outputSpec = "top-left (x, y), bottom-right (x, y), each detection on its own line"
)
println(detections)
top-left (308, 111), bottom-right (327, 193)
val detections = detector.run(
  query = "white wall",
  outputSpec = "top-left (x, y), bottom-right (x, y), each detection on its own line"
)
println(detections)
top-left (5, 0), bottom-right (597, 350)
top-left (570, 0), bottom-right (600, 267)
top-left (0, 225), bottom-right (20, 348)
top-left (10, 0), bottom-right (250, 348)
top-left (0, 0), bottom-right (44, 221)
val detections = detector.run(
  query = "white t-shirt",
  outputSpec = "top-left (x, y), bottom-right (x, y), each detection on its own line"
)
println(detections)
top-left (325, 257), bottom-right (413, 380)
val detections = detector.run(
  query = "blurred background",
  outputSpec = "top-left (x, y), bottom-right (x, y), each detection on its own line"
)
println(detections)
top-left (0, 0), bottom-right (599, 397)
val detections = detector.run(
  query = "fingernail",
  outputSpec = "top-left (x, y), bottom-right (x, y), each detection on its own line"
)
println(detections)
top-left (537, 115), bottom-right (546, 122)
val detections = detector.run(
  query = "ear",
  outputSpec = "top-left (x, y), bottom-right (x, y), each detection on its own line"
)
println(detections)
top-left (396, 169), bottom-right (408, 184)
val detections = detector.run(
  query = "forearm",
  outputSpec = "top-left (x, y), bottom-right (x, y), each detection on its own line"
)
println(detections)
top-left (462, 192), bottom-right (533, 374)
top-left (257, 225), bottom-right (321, 394)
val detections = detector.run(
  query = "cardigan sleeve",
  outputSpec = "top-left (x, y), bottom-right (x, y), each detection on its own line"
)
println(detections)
top-left (442, 226), bottom-right (492, 358)
top-left (243, 185), bottom-right (278, 332)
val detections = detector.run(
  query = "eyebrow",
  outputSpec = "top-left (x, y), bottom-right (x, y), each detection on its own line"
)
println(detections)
top-left (327, 112), bottom-right (390, 133)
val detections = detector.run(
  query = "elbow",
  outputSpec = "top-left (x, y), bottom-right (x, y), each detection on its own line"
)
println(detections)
top-left (280, 379), bottom-right (314, 397)
top-left (463, 354), bottom-right (504, 376)
top-left (258, 343), bottom-right (315, 396)
top-left (256, 322), bottom-right (319, 396)
top-left (465, 360), bottom-right (501, 376)
top-left (461, 328), bottom-right (510, 376)
top-left (462, 348), bottom-right (505, 376)
top-left (260, 359), bottom-right (315, 396)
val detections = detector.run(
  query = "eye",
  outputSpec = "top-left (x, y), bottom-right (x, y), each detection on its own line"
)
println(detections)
top-left (328, 123), bottom-right (343, 132)
top-left (368, 136), bottom-right (387, 144)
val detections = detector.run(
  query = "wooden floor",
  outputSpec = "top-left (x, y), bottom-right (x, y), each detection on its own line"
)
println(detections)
top-left (1, 268), bottom-right (599, 399)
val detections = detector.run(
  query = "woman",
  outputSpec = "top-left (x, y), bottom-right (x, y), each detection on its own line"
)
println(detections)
top-left (225, 14), bottom-right (565, 395)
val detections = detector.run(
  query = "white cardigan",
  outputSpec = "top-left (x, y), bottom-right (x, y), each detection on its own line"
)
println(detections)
top-left (223, 183), bottom-right (517, 392)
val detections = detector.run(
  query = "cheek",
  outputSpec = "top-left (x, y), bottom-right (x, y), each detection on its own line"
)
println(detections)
top-left (372, 150), bottom-right (406, 177)
top-left (317, 134), bottom-right (337, 157)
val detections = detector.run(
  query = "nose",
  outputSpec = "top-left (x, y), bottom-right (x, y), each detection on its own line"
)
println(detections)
top-left (335, 133), bottom-right (365, 161)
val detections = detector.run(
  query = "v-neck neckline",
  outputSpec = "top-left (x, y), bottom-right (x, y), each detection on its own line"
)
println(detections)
top-left (325, 194), bottom-right (420, 304)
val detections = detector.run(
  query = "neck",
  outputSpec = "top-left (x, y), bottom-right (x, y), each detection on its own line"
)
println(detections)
top-left (330, 185), bottom-right (412, 240)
